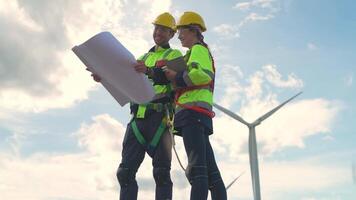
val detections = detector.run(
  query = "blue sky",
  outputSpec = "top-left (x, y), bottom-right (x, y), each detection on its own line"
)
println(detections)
top-left (0, 0), bottom-right (355, 199)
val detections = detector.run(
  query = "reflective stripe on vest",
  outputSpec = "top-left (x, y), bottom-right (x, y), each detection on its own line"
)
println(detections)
top-left (175, 44), bottom-right (215, 118)
top-left (136, 48), bottom-right (175, 118)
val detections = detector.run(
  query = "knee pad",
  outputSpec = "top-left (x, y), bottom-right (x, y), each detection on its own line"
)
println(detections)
top-left (116, 165), bottom-right (135, 187)
top-left (185, 165), bottom-right (208, 184)
top-left (208, 170), bottom-right (223, 188)
top-left (153, 167), bottom-right (172, 186)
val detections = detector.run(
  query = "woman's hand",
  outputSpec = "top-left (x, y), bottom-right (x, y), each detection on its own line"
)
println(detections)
top-left (164, 68), bottom-right (177, 81)
top-left (134, 60), bottom-right (148, 73)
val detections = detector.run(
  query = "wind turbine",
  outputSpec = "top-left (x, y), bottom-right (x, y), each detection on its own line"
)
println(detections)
top-left (213, 92), bottom-right (302, 200)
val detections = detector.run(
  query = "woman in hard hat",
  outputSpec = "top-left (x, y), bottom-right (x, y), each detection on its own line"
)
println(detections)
top-left (164, 11), bottom-right (227, 200)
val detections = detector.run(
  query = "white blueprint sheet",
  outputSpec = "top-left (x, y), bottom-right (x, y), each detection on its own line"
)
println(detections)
top-left (72, 32), bottom-right (155, 106)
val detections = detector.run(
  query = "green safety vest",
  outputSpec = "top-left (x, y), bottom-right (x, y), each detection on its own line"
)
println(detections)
top-left (130, 46), bottom-right (181, 149)
top-left (135, 46), bottom-right (182, 118)
top-left (175, 44), bottom-right (215, 114)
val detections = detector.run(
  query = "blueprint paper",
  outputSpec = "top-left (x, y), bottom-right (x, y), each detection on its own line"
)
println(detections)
top-left (72, 32), bottom-right (155, 106)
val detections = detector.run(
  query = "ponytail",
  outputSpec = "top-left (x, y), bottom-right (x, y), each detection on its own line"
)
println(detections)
top-left (188, 25), bottom-right (216, 73)
top-left (198, 36), bottom-right (215, 74)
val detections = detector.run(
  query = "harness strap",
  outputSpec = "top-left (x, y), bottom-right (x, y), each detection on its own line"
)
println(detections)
top-left (150, 119), bottom-right (167, 147)
top-left (130, 118), bottom-right (167, 148)
top-left (130, 120), bottom-right (146, 145)
top-left (174, 81), bottom-right (215, 118)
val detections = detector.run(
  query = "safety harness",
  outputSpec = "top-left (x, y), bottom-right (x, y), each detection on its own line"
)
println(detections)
top-left (130, 108), bottom-right (168, 152)
top-left (130, 47), bottom-right (174, 155)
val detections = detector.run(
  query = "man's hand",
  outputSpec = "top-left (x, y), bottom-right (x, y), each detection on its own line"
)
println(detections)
top-left (86, 68), bottom-right (101, 82)
top-left (134, 61), bottom-right (148, 73)
top-left (91, 73), bottom-right (101, 82)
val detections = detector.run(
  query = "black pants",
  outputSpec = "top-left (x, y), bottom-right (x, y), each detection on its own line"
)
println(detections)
top-left (117, 112), bottom-right (173, 200)
top-left (181, 123), bottom-right (227, 200)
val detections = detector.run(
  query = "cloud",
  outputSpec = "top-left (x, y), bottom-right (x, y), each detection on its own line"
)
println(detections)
top-left (322, 135), bottom-right (334, 141)
top-left (344, 74), bottom-right (353, 87)
top-left (213, 11), bottom-right (275, 39)
top-left (0, 0), bottom-right (172, 113)
top-left (216, 64), bottom-right (303, 108)
top-left (238, 12), bottom-right (275, 29)
top-left (263, 64), bottom-right (304, 88)
top-left (214, 64), bottom-right (339, 158)
top-left (0, 113), bottom-right (192, 200)
top-left (0, 114), bottom-right (125, 200)
top-left (233, 0), bottom-right (276, 11)
top-left (234, 2), bottom-right (252, 11)
top-left (307, 42), bottom-right (318, 50)
top-left (213, 24), bottom-right (240, 39)
top-left (214, 1), bottom-right (278, 39)
top-left (215, 64), bottom-right (244, 107)
top-left (213, 97), bottom-right (340, 160)
top-left (0, 110), bottom-right (347, 200)
top-left (217, 154), bottom-right (350, 199)
top-left (76, 114), bottom-right (125, 156)
top-left (245, 12), bottom-right (274, 21)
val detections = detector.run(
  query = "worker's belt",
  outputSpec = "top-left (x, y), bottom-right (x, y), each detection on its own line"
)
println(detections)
top-left (130, 102), bottom-right (173, 118)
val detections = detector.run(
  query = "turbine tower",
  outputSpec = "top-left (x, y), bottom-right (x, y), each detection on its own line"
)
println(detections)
top-left (213, 92), bottom-right (302, 200)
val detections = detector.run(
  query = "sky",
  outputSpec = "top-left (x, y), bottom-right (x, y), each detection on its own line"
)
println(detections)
top-left (0, 0), bottom-right (355, 199)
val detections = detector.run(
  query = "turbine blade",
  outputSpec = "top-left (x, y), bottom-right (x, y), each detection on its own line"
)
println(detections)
top-left (213, 103), bottom-right (250, 126)
top-left (253, 91), bottom-right (302, 125)
top-left (226, 171), bottom-right (245, 190)
top-left (249, 127), bottom-right (261, 200)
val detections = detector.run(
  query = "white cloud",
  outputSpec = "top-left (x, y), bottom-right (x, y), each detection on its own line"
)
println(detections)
top-left (214, 64), bottom-right (339, 158)
top-left (344, 74), bottom-right (353, 87)
top-left (0, 0), bottom-right (172, 113)
top-left (213, 12), bottom-right (274, 39)
top-left (0, 114), bottom-right (124, 200)
top-left (307, 42), bottom-right (318, 50)
top-left (0, 113), bottom-right (192, 200)
top-left (322, 135), bottom-right (335, 141)
top-left (245, 12), bottom-right (274, 21)
top-left (76, 114), bottom-right (125, 156)
top-left (0, 110), bottom-right (347, 200)
top-left (214, 97), bottom-right (340, 158)
top-left (233, 0), bottom-right (276, 11)
top-left (263, 64), bottom-right (304, 88)
top-left (217, 155), bottom-right (349, 199)
top-left (216, 64), bottom-right (303, 109)
top-left (215, 64), bottom-right (244, 107)
top-left (238, 12), bottom-right (275, 29)
top-left (213, 24), bottom-right (240, 39)
top-left (234, 2), bottom-right (252, 10)
top-left (214, 0), bottom-right (278, 39)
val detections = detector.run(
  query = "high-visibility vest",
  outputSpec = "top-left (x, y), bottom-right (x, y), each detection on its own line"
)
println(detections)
top-left (131, 46), bottom-right (181, 153)
top-left (175, 44), bottom-right (215, 117)
top-left (135, 45), bottom-right (182, 118)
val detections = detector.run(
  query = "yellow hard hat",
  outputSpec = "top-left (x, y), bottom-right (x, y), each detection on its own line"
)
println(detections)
top-left (152, 12), bottom-right (176, 31)
top-left (176, 11), bottom-right (207, 32)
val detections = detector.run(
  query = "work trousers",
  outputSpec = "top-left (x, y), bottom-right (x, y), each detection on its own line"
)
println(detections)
top-left (117, 112), bottom-right (173, 200)
top-left (181, 122), bottom-right (227, 200)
